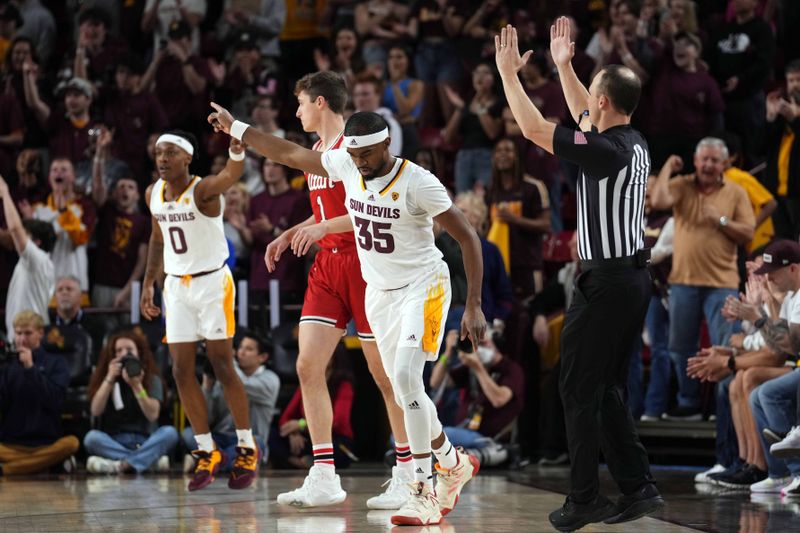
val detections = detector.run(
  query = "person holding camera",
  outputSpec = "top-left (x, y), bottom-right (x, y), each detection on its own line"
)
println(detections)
top-left (0, 311), bottom-right (79, 475)
top-left (429, 328), bottom-right (523, 466)
top-left (83, 330), bottom-right (178, 474)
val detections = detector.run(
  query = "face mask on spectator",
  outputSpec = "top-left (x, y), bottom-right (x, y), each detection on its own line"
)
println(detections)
top-left (477, 346), bottom-right (494, 366)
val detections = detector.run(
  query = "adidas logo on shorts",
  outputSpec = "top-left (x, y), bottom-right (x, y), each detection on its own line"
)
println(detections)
top-left (408, 400), bottom-right (421, 410)
top-left (406, 334), bottom-right (417, 341)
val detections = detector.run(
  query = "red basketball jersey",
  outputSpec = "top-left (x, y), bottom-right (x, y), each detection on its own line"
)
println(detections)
top-left (306, 132), bottom-right (355, 251)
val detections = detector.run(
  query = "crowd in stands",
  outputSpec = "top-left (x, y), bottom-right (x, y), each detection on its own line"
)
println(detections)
top-left (1, 0), bottom-right (800, 491)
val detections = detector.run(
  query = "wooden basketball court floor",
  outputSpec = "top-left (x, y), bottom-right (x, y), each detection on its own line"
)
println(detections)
top-left (1, 466), bottom-right (798, 532)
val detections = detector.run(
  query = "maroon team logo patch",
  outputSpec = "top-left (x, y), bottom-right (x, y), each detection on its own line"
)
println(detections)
top-left (391, 192), bottom-right (399, 201)
top-left (574, 131), bottom-right (588, 145)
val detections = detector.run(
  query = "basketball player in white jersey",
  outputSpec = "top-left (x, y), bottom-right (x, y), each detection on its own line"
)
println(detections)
top-left (264, 72), bottom-right (416, 510)
top-left (140, 130), bottom-right (259, 491)
top-left (209, 107), bottom-right (486, 526)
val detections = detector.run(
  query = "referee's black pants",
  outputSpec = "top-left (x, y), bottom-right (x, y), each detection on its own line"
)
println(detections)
top-left (559, 261), bottom-right (654, 503)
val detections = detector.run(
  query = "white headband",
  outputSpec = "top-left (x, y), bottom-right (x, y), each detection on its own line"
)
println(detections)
top-left (156, 134), bottom-right (194, 156)
top-left (343, 128), bottom-right (389, 148)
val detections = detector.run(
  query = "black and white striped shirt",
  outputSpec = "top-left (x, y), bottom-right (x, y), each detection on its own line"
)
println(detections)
top-left (553, 124), bottom-right (650, 260)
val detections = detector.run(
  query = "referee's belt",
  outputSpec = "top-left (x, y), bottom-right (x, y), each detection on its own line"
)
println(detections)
top-left (167, 262), bottom-right (227, 285)
top-left (580, 249), bottom-right (651, 270)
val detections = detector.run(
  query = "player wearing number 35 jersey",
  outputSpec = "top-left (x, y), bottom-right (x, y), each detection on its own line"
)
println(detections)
top-left (209, 105), bottom-right (488, 527)
top-left (141, 130), bottom-right (259, 493)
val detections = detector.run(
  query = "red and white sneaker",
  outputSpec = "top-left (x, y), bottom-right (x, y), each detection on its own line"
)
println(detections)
top-left (390, 482), bottom-right (442, 526)
top-left (434, 447), bottom-right (480, 515)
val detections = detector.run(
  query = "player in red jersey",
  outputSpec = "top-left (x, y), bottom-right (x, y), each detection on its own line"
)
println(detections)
top-left (266, 72), bottom-right (413, 509)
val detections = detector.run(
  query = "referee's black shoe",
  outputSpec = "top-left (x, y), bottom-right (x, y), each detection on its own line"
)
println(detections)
top-left (603, 483), bottom-right (665, 524)
top-left (548, 494), bottom-right (614, 532)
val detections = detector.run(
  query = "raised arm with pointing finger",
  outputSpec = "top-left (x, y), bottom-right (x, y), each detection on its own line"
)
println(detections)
top-left (208, 102), bottom-right (328, 177)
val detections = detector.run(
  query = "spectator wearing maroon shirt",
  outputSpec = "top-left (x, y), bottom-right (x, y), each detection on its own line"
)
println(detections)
top-left (487, 138), bottom-right (551, 300)
top-left (648, 32), bottom-right (725, 169)
top-left (220, 33), bottom-right (268, 111)
top-left (90, 165), bottom-right (150, 330)
top-left (140, 20), bottom-right (212, 139)
top-left (430, 328), bottom-right (523, 465)
top-left (12, 149), bottom-right (47, 205)
top-left (0, 89), bottom-right (24, 178)
top-left (244, 159), bottom-right (311, 303)
top-left (103, 53), bottom-right (168, 183)
top-left (591, 0), bottom-right (661, 85)
top-left (4, 36), bottom-right (49, 148)
top-left (25, 76), bottom-right (98, 170)
top-left (73, 7), bottom-right (128, 93)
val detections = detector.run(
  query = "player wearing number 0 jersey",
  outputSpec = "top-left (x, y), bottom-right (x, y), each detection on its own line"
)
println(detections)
top-left (208, 105), bottom-right (487, 526)
top-left (140, 131), bottom-right (259, 493)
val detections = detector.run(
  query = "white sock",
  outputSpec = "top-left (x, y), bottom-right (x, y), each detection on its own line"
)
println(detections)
top-left (194, 432), bottom-right (215, 452)
top-left (236, 428), bottom-right (256, 448)
top-left (412, 456), bottom-right (432, 488)
top-left (395, 441), bottom-right (414, 478)
top-left (433, 434), bottom-right (458, 470)
top-left (312, 443), bottom-right (336, 475)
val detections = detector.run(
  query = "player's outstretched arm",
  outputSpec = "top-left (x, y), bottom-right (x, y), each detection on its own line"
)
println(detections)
top-left (195, 138), bottom-right (246, 200)
top-left (265, 215), bottom-right (317, 272)
top-left (208, 102), bottom-right (328, 177)
top-left (140, 185), bottom-right (163, 321)
top-left (434, 206), bottom-right (487, 351)
top-left (290, 215), bottom-right (354, 257)
top-left (495, 25), bottom-right (557, 154)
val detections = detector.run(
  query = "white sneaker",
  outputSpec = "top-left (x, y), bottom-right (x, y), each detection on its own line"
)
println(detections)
top-left (86, 456), bottom-right (120, 474)
top-left (694, 464), bottom-right (725, 484)
top-left (750, 476), bottom-right (792, 493)
top-left (771, 426), bottom-right (800, 459)
top-left (782, 476), bottom-right (800, 497)
top-left (640, 414), bottom-right (661, 422)
top-left (390, 482), bottom-right (442, 526)
top-left (434, 447), bottom-right (480, 515)
top-left (156, 455), bottom-right (170, 472)
top-left (276, 465), bottom-right (347, 507)
top-left (367, 466), bottom-right (412, 510)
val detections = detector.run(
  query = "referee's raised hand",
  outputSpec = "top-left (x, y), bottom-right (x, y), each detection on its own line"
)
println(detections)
top-left (495, 24), bottom-right (532, 78)
top-left (550, 16), bottom-right (575, 68)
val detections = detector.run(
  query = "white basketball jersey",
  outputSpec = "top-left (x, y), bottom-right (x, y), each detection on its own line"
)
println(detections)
top-left (321, 150), bottom-right (452, 290)
top-left (149, 176), bottom-right (229, 276)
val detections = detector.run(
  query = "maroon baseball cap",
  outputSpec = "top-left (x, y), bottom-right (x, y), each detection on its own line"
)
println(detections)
top-left (754, 240), bottom-right (800, 274)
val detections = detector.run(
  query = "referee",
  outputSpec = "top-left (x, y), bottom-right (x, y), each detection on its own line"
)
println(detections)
top-left (496, 19), bottom-right (664, 532)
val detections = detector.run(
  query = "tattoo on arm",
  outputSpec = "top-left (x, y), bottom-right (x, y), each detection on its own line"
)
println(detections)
top-left (762, 318), bottom-right (791, 355)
